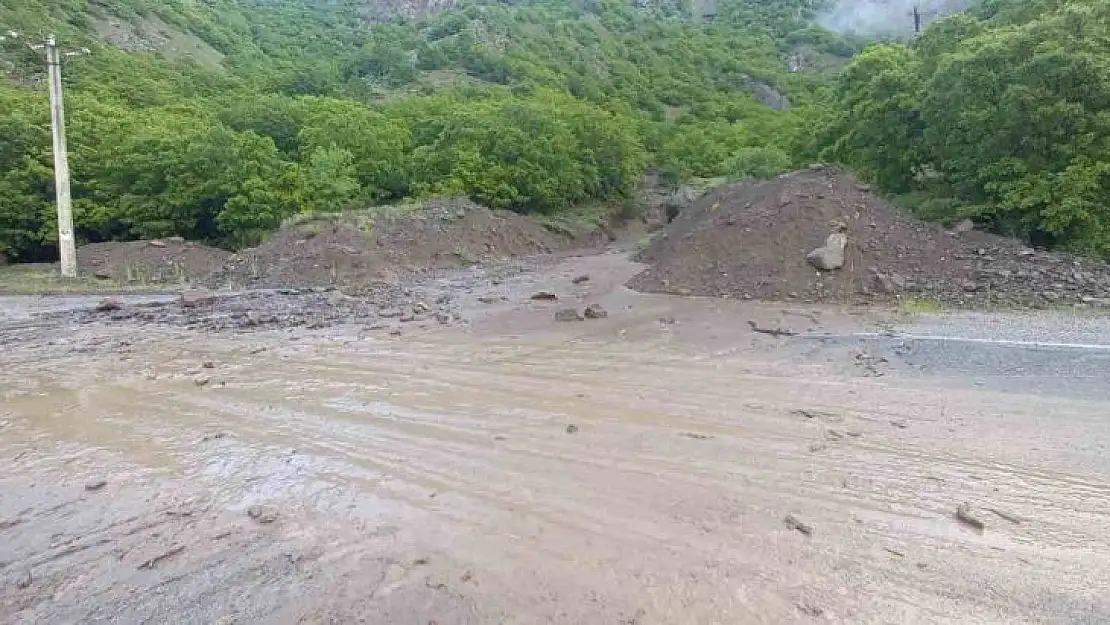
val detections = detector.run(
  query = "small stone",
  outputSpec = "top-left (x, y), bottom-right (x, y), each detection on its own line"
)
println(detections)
top-left (953, 218), bottom-right (975, 233)
top-left (202, 361), bottom-right (215, 369)
top-left (435, 312), bottom-right (451, 324)
top-left (93, 270), bottom-right (113, 280)
top-left (389, 328), bottom-right (403, 336)
top-left (962, 281), bottom-right (980, 293)
top-left (399, 313), bottom-right (416, 323)
top-left (566, 424), bottom-right (579, 434)
top-left (180, 289), bottom-right (216, 308)
top-left (166, 236), bottom-right (185, 243)
top-left (246, 504), bottom-right (279, 524)
top-left (15, 569), bottom-right (32, 589)
top-left (412, 302), bottom-right (429, 314)
top-left (658, 316), bottom-right (677, 325)
top-left (194, 375), bottom-right (211, 387)
top-left (95, 298), bottom-right (122, 312)
top-left (435, 294), bottom-right (452, 305)
top-left (583, 303), bottom-right (608, 319)
top-left (571, 275), bottom-right (590, 284)
top-left (378, 308), bottom-right (403, 318)
top-left (531, 291), bottom-right (558, 301)
top-left (1018, 249), bottom-right (1036, 257)
top-left (84, 479), bottom-right (107, 492)
top-left (477, 296), bottom-right (503, 304)
top-left (553, 308), bottom-right (584, 322)
top-left (148, 239), bottom-right (167, 248)
top-left (365, 321), bottom-right (390, 331)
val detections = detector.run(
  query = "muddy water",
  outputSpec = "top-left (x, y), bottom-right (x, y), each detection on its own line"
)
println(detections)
top-left (3, 254), bottom-right (1110, 623)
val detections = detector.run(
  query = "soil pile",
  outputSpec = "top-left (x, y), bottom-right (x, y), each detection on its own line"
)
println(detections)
top-left (78, 239), bottom-right (232, 285)
top-left (628, 167), bottom-right (1110, 307)
top-left (209, 197), bottom-right (568, 292)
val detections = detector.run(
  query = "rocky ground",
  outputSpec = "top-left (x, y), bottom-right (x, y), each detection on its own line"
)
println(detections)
top-left (630, 166), bottom-right (1110, 308)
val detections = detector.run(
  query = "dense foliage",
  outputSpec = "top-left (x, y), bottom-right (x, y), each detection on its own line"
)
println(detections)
top-left (818, 0), bottom-right (1110, 255)
top-left (0, 0), bottom-right (851, 260)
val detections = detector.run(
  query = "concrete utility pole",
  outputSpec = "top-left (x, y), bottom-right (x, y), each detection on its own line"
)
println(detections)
top-left (29, 35), bottom-right (88, 278)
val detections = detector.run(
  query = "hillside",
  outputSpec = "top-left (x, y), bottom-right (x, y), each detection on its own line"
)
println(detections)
top-left (4, 0), bottom-right (1107, 264)
top-left (1, 0), bottom-right (861, 261)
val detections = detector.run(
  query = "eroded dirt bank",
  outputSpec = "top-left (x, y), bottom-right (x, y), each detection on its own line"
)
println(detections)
top-left (2, 252), bottom-right (1110, 624)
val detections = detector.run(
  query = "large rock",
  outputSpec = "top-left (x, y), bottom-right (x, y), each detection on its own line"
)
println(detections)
top-left (664, 186), bottom-right (700, 223)
top-left (806, 233), bottom-right (848, 271)
top-left (180, 288), bottom-right (216, 308)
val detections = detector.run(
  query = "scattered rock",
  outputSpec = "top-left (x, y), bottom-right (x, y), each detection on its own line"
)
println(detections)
top-left (84, 479), bottom-right (107, 492)
top-left (148, 239), bottom-right (167, 248)
top-left (180, 289), bottom-right (216, 308)
top-left (783, 514), bottom-right (813, 536)
top-left (477, 295), bottom-right (504, 304)
top-left (247, 504), bottom-right (279, 524)
top-left (531, 291), bottom-right (558, 301)
top-left (200, 432), bottom-right (227, 442)
top-left (399, 313), bottom-right (416, 323)
top-left (435, 311), bottom-right (451, 324)
top-left (412, 302), bottom-right (429, 314)
top-left (572, 274), bottom-right (590, 284)
top-left (583, 303), bottom-right (608, 319)
top-left (166, 236), bottom-right (186, 243)
top-left (955, 503), bottom-right (985, 531)
top-left (554, 308), bottom-right (584, 322)
top-left (658, 316), bottom-right (677, 325)
top-left (389, 328), bottom-right (403, 336)
top-left (14, 569), bottom-right (32, 589)
top-left (679, 432), bottom-right (714, 440)
top-left (194, 375), bottom-right (211, 387)
top-left (565, 424), bottom-right (579, 434)
top-left (202, 361), bottom-right (215, 369)
top-left (95, 298), bottom-right (122, 312)
top-left (378, 308), bottom-right (403, 318)
top-left (806, 232), bottom-right (848, 271)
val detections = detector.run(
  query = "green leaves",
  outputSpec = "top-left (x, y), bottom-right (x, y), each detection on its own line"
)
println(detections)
top-left (818, 0), bottom-right (1110, 255)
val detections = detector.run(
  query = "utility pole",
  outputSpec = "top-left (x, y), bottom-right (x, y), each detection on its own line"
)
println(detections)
top-left (913, 5), bottom-right (921, 35)
top-left (28, 35), bottom-right (88, 278)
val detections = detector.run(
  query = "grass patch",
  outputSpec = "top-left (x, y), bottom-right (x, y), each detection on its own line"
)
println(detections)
top-left (897, 296), bottom-right (944, 316)
top-left (0, 264), bottom-right (174, 296)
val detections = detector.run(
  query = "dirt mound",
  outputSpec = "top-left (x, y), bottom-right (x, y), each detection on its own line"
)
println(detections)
top-left (210, 197), bottom-right (568, 292)
top-left (629, 167), bottom-right (1110, 307)
top-left (78, 239), bottom-right (232, 285)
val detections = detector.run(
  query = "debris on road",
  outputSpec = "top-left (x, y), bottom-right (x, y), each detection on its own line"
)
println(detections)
top-left (14, 569), bottom-right (32, 589)
top-left (956, 503), bottom-right (986, 531)
top-left (784, 514), bottom-right (814, 536)
top-left (988, 507), bottom-right (1024, 525)
top-left (84, 479), bottom-right (107, 492)
top-left (247, 504), bottom-right (279, 524)
top-left (531, 291), bottom-right (558, 301)
top-left (747, 320), bottom-right (797, 337)
top-left (572, 274), bottom-right (591, 284)
top-left (95, 298), bottom-right (122, 312)
top-left (583, 303), bottom-right (608, 319)
top-left (679, 432), bottom-right (714, 440)
top-left (554, 308), bottom-right (584, 322)
top-left (565, 424), bottom-right (579, 434)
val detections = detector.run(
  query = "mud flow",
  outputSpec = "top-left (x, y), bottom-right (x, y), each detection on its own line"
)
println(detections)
top-left (3, 252), bottom-right (1110, 624)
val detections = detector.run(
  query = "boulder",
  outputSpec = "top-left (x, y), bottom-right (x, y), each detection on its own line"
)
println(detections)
top-left (806, 233), bottom-right (848, 271)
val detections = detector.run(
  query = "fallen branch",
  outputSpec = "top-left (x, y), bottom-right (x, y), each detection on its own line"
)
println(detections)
top-left (747, 320), bottom-right (797, 337)
top-left (137, 545), bottom-right (186, 570)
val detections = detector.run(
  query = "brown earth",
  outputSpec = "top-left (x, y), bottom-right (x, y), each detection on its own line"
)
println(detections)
top-left (629, 167), bottom-right (1110, 307)
top-left (78, 239), bottom-right (232, 285)
top-left (208, 197), bottom-right (569, 293)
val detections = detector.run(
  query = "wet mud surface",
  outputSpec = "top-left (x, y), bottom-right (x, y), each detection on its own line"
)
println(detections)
top-left (3, 251), bottom-right (1110, 623)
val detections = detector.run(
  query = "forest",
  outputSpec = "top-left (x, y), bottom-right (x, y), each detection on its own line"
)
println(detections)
top-left (1, 0), bottom-right (1107, 260)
